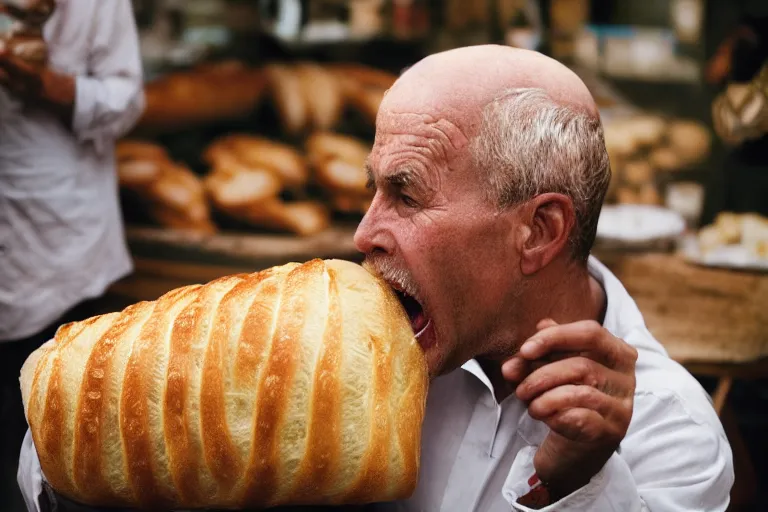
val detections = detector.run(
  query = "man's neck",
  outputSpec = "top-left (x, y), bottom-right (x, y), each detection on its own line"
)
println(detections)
top-left (480, 262), bottom-right (607, 403)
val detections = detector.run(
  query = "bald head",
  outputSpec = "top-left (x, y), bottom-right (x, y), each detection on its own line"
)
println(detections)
top-left (370, 45), bottom-right (610, 262)
top-left (381, 45), bottom-right (598, 135)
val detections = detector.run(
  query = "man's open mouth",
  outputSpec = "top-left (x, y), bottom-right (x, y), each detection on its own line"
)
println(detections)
top-left (393, 289), bottom-right (432, 339)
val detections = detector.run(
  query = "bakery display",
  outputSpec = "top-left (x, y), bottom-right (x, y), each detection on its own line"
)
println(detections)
top-left (697, 212), bottom-right (768, 259)
top-left (20, 259), bottom-right (428, 509)
top-left (118, 127), bottom-right (378, 237)
top-left (603, 114), bottom-right (712, 206)
top-left (264, 62), bottom-right (397, 135)
top-left (204, 134), bottom-right (309, 189)
top-left (306, 132), bottom-right (373, 215)
top-left (137, 61), bottom-right (268, 133)
top-left (204, 135), bottom-right (330, 236)
top-left (681, 212), bottom-right (768, 271)
top-left (116, 141), bottom-right (216, 234)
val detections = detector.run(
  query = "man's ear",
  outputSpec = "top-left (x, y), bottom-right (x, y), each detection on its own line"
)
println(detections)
top-left (517, 193), bottom-right (575, 275)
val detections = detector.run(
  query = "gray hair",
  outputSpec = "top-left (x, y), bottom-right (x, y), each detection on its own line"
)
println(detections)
top-left (470, 88), bottom-right (611, 262)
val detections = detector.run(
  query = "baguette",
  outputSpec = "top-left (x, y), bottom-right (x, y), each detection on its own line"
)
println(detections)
top-left (116, 140), bottom-right (215, 233)
top-left (205, 135), bottom-right (309, 188)
top-left (138, 62), bottom-right (267, 132)
top-left (306, 133), bottom-right (372, 202)
top-left (20, 259), bottom-right (428, 510)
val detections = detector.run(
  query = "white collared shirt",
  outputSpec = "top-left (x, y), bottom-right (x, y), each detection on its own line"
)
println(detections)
top-left (373, 257), bottom-right (734, 511)
top-left (17, 257), bottom-right (734, 510)
top-left (0, 0), bottom-right (144, 341)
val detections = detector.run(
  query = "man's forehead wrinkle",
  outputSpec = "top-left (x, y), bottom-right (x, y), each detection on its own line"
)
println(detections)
top-left (376, 110), bottom-right (470, 155)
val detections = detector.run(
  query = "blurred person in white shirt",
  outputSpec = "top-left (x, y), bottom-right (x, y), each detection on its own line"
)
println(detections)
top-left (0, 1), bottom-right (144, 510)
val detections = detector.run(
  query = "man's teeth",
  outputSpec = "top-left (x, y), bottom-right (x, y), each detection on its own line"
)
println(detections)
top-left (415, 319), bottom-right (432, 339)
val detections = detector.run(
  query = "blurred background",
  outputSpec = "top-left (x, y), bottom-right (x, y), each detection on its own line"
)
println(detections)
top-left (4, 0), bottom-right (768, 510)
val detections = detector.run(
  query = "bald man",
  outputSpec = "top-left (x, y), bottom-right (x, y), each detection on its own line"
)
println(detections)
top-left (357, 45), bottom-right (733, 511)
top-left (17, 46), bottom-right (733, 512)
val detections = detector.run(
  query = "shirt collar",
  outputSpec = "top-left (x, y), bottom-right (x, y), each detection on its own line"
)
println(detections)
top-left (461, 359), bottom-right (494, 394)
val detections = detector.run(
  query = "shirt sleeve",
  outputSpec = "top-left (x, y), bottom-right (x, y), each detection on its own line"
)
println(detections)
top-left (17, 428), bottom-right (45, 512)
top-left (502, 390), bottom-right (734, 511)
top-left (71, 0), bottom-right (145, 155)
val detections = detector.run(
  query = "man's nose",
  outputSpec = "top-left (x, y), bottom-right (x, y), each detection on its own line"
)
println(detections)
top-left (354, 209), bottom-right (376, 255)
top-left (354, 200), bottom-right (387, 255)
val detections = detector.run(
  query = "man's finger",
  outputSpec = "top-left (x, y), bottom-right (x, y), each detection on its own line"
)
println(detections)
top-left (527, 384), bottom-right (618, 421)
top-left (543, 407), bottom-right (606, 443)
top-left (501, 356), bottom-right (529, 383)
top-left (515, 356), bottom-right (634, 402)
top-left (502, 350), bottom-right (576, 382)
top-left (519, 321), bottom-right (636, 371)
top-left (536, 318), bottom-right (559, 331)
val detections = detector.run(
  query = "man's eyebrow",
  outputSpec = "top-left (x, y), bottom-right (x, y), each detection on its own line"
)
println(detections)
top-left (384, 169), bottom-right (416, 187)
top-left (365, 163), bottom-right (425, 191)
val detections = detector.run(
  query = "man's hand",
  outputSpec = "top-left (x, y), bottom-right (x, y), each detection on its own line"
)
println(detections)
top-left (502, 319), bottom-right (638, 501)
top-left (0, 48), bottom-right (74, 122)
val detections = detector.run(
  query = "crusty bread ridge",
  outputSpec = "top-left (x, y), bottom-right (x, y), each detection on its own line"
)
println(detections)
top-left (20, 259), bottom-right (428, 510)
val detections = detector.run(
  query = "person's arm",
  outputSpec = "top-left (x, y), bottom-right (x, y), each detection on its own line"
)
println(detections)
top-left (0, 0), bottom-right (144, 154)
top-left (18, 428), bottom-right (47, 512)
top-left (500, 322), bottom-right (733, 511)
top-left (502, 390), bottom-right (733, 511)
top-left (69, 0), bottom-right (145, 154)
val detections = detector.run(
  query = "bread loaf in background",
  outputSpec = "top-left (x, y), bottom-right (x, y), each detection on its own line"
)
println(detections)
top-left (20, 259), bottom-right (428, 510)
top-left (116, 140), bottom-right (216, 234)
top-left (138, 62), bottom-right (267, 133)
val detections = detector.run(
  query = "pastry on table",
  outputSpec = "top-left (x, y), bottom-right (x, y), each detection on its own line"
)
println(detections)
top-left (649, 146), bottom-right (683, 172)
top-left (204, 135), bottom-right (330, 236)
top-left (235, 198), bottom-right (331, 237)
top-left (697, 211), bottom-right (768, 259)
top-left (623, 114), bottom-right (667, 148)
top-left (19, 258), bottom-right (428, 510)
top-left (602, 121), bottom-right (640, 160)
top-left (622, 160), bottom-right (654, 187)
top-left (305, 132), bottom-right (373, 214)
top-left (666, 120), bottom-right (711, 166)
top-left (116, 140), bottom-right (215, 234)
top-left (204, 134), bottom-right (308, 189)
top-left (741, 214), bottom-right (768, 258)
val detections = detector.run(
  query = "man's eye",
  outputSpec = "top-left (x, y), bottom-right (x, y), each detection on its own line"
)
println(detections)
top-left (400, 194), bottom-right (418, 208)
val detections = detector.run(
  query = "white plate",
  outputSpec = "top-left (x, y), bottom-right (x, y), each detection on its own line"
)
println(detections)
top-left (597, 205), bottom-right (686, 243)
top-left (680, 235), bottom-right (768, 273)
